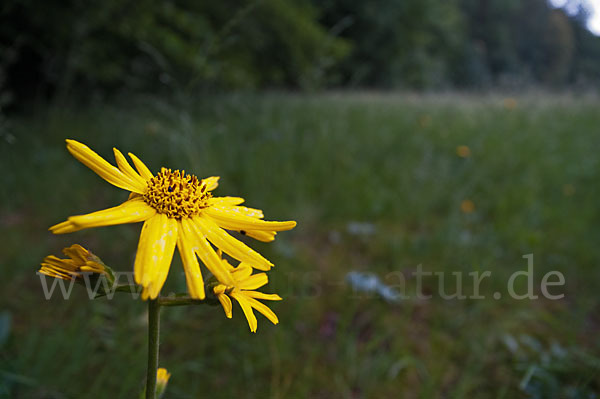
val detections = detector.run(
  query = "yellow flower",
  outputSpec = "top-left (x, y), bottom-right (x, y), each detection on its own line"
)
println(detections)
top-left (456, 145), bottom-right (471, 158)
top-left (213, 257), bottom-right (281, 333)
top-left (39, 244), bottom-right (108, 281)
top-left (460, 199), bottom-right (475, 214)
top-left (156, 367), bottom-right (171, 397)
top-left (50, 140), bottom-right (296, 300)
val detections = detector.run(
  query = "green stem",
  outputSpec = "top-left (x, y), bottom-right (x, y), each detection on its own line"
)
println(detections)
top-left (146, 299), bottom-right (160, 399)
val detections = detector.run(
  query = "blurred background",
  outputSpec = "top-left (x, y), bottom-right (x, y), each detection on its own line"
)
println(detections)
top-left (1, 0), bottom-right (600, 398)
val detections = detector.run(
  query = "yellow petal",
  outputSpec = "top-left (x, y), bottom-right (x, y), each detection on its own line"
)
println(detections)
top-left (209, 197), bottom-right (245, 206)
top-left (41, 256), bottom-right (77, 272)
top-left (128, 152), bottom-right (154, 181)
top-left (61, 244), bottom-right (88, 263)
top-left (216, 293), bottom-right (233, 318)
top-left (205, 206), bottom-right (296, 232)
top-left (244, 230), bottom-right (277, 242)
top-left (181, 218), bottom-right (234, 285)
top-left (244, 291), bottom-right (282, 301)
top-left (238, 273), bottom-right (268, 290)
top-left (128, 192), bottom-right (142, 200)
top-left (202, 176), bottom-right (220, 191)
top-left (216, 205), bottom-right (265, 219)
top-left (246, 296), bottom-right (279, 325)
top-left (65, 139), bottom-right (145, 193)
top-left (50, 198), bottom-right (156, 234)
top-left (38, 268), bottom-right (73, 280)
top-left (231, 263), bottom-right (253, 280)
top-left (213, 284), bottom-right (226, 295)
top-left (141, 286), bottom-right (152, 301)
top-left (195, 216), bottom-right (273, 270)
top-left (209, 200), bottom-right (275, 241)
top-left (231, 293), bottom-right (258, 333)
top-left (134, 220), bottom-right (153, 284)
top-left (176, 222), bottom-right (206, 300)
top-left (79, 263), bottom-right (104, 273)
top-left (134, 214), bottom-right (178, 299)
top-left (151, 217), bottom-right (179, 299)
top-left (48, 220), bottom-right (77, 234)
top-left (220, 257), bottom-right (235, 272)
top-left (113, 148), bottom-right (148, 186)
top-left (156, 368), bottom-right (171, 384)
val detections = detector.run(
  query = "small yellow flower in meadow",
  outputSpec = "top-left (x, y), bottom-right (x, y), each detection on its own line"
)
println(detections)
top-left (503, 97), bottom-right (517, 110)
top-left (50, 140), bottom-right (296, 300)
top-left (156, 368), bottom-right (171, 397)
top-left (456, 145), bottom-right (471, 158)
top-left (460, 199), bottom-right (475, 214)
top-left (213, 254), bottom-right (281, 333)
top-left (39, 244), bottom-right (107, 281)
top-left (563, 184), bottom-right (575, 196)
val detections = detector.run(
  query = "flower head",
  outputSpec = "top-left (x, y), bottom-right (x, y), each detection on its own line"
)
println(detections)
top-left (213, 256), bottom-right (282, 333)
top-left (39, 244), bottom-right (110, 282)
top-left (156, 368), bottom-right (171, 397)
top-left (456, 145), bottom-right (471, 158)
top-left (50, 140), bottom-right (296, 300)
top-left (460, 199), bottom-right (475, 214)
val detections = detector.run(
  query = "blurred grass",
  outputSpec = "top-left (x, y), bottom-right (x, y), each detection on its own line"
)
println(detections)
top-left (1, 92), bottom-right (600, 398)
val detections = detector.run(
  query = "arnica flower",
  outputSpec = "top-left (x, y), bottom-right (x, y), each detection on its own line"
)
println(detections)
top-left (456, 145), bottom-right (471, 158)
top-left (213, 255), bottom-right (281, 333)
top-left (50, 140), bottom-right (296, 300)
top-left (460, 199), bottom-right (475, 214)
top-left (156, 368), bottom-right (171, 397)
top-left (39, 244), bottom-right (110, 282)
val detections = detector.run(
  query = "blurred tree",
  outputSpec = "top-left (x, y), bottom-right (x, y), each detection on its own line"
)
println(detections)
top-left (194, 0), bottom-right (350, 89)
top-left (0, 0), bottom-right (349, 104)
top-left (2, 0), bottom-right (600, 98)
top-left (457, 0), bottom-right (597, 87)
top-left (315, 0), bottom-right (600, 89)
top-left (315, 0), bottom-right (465, 88)
top-left (569, 5), bottom-right (600, 85)
top-left (458, 0), bottom-right (522, 86)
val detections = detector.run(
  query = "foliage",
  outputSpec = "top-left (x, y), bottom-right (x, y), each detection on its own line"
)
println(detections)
top-left (457, 0), bottom-right (581, 87)
top-left (0, 0), bottom-right (349, 102)
top-left (316, 0), bottom-right (465, 88)
top-left (316, 0), bottom-right (600, 88)
top-left (3, 0), bottom-right (600, 98)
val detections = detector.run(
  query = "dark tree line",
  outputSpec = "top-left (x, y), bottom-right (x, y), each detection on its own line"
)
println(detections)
top-left (317, 0), bottom-right (600, 88)
top-left (1, 0), bottom-right (600, 104)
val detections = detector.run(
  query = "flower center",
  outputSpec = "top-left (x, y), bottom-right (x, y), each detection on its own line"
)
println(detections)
top-left (143, 168), bottom-right (211, 219)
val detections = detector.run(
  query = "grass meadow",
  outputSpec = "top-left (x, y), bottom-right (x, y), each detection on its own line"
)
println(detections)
top-left (1, 92), bottom-right (600, 398)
